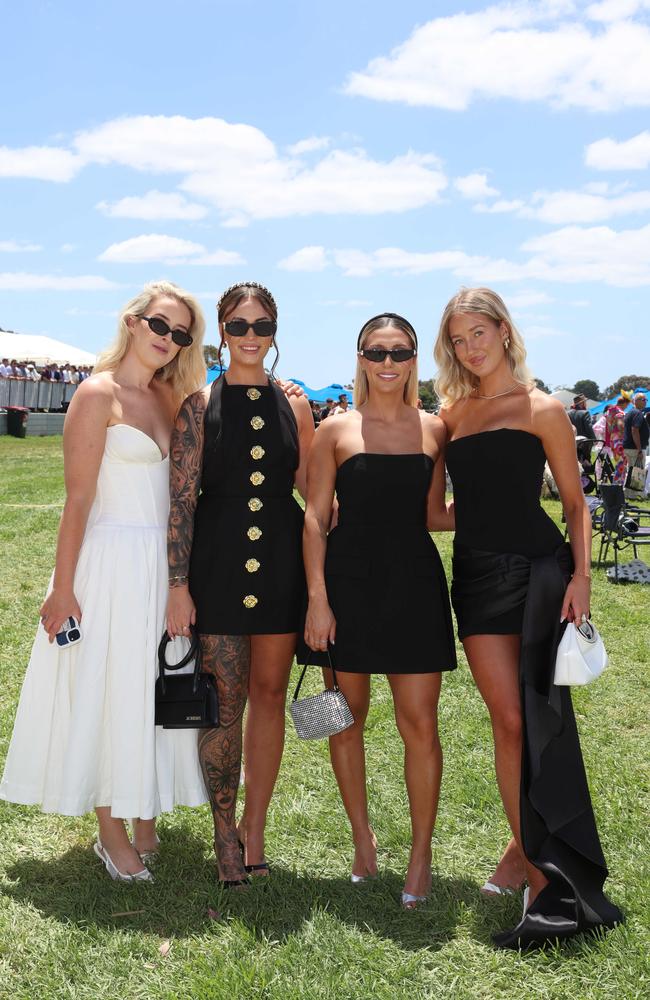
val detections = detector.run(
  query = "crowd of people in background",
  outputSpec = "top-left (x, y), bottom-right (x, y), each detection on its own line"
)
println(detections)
top-left (569, 390), bottom-right (649, 488)
top-left (0, 359), bottom-right (93, 383)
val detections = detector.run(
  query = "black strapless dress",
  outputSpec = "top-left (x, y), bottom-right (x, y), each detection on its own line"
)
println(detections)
top-left (446, 429), bottom-right (623, 948)
top-left (189, 377), bottom-right (304, 636)
top-left (298, 453), bottom-right (457, 674)
top-left (446, 428), bottom-right (564, 638)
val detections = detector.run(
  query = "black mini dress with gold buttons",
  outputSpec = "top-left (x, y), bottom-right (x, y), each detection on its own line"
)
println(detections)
top-left (189, 376), bottom-right (304, 635)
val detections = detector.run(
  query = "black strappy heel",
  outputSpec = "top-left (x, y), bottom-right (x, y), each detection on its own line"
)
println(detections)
top-left (238, 838), bottom-right (271, 875)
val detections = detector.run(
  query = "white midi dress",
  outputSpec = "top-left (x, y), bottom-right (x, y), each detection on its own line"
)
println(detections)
top-left (0, 424), bottom-right (207, 818)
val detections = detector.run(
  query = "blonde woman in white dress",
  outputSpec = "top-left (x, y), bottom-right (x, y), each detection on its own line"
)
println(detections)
top-left (1, 281), bottom-right (208, 881)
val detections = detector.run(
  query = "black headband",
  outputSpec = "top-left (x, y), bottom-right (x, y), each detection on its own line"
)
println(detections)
top-left (356, 312), bottom-right (418, 351)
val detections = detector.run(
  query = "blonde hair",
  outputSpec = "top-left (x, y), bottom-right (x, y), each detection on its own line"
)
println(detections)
top-left (354, 314), bottom-right (419, 408)
top-left (433, 287), bottom-right (534, 408)
top-left (94, 280), bottom-right (206, 404)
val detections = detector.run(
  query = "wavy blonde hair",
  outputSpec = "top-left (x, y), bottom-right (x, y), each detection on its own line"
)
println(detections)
top-left (354, 314), bottom-right (419, 408)
top-left (433, 287), bottom-right (534, 408)
top-left (94, 280), bottom-right (206, 405)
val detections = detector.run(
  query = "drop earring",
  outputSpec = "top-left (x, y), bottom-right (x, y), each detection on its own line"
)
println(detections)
top-left (503, 336), bottom-right (510, 350)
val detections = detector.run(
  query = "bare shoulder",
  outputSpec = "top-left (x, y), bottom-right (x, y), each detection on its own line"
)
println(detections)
top-left (419, 409), bottom-right (447, 446)
top-left (316, 409), bottom-right (357, 443)
top-left (65, 371), bottom-right (115, 421)
top-left (531, 389), bottom-right (570, 431)
top-left (288, 391), bottom-right (313, 423)
top-left (438, 398), bottom-right (467, 435)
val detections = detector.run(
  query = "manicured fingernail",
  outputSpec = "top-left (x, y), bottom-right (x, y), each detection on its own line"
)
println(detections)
top-left (560, 616), bottom-right (565, 623)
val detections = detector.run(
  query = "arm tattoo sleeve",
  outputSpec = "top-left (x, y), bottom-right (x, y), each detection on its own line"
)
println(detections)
top-left (168, 392), bottom-right (206, 585)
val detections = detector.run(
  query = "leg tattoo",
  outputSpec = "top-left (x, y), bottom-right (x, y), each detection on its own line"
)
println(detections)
top-left (198, 634), bottom-right (251, 880)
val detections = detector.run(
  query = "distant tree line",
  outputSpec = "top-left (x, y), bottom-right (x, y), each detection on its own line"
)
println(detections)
top-left (552, 376), bottom-right (650, 401)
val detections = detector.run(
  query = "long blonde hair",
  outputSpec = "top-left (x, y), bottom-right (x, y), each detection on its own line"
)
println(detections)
top-left (434, 287), bottom-right (534, 408)
top-left (94, 280), bottom-right (207, 404)
top-left (354, 313), bottom-right (419, 408)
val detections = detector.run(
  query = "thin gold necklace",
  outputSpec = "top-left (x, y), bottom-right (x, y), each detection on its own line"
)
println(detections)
top-left (474, 383), bottom-right (518, 400)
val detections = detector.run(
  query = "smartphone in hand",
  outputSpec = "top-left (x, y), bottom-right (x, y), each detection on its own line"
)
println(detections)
top-left (56, 616), bottom-right (83, 647)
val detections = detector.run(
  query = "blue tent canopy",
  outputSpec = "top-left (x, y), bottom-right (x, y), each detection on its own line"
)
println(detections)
top-left (589, 387), bottom-right (649, 415)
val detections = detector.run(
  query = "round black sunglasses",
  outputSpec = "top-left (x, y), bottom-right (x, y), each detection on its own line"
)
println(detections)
top-left (142, 316), bottom-right (193, 347)
top-left (359, 347), bottom-right (416, 363)
top-left (224, 319), bottom-right (277, 338)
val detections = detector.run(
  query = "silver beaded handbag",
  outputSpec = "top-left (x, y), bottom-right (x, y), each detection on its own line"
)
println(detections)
top-left (290, 652), bottom-right (354, 740)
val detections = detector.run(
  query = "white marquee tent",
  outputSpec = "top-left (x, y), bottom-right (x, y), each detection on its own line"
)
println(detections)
top-left (0, 332), bottom-right (96, 367)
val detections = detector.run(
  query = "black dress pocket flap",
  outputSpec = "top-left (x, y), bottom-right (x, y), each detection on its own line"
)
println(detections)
top-left (325, 555), bottom-right (370, 579)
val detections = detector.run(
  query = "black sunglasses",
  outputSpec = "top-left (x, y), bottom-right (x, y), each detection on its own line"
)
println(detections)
top-left (359, 347), bottom-right (417, 363)
top-left (224, 319), bottom-right (277, 338)
top-left (142, 316), bottom-right (193, 347)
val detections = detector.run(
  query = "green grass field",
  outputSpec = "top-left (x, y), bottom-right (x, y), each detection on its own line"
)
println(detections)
top-left (0, 436), bottom-right (648, 1000)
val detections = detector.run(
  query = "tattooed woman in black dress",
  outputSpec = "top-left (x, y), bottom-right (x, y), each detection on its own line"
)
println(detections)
top-left (166, 283), bottom-right (314, 887)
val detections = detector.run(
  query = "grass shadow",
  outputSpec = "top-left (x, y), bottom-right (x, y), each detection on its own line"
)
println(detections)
top-left (3, 832), bottom-right (483, 952)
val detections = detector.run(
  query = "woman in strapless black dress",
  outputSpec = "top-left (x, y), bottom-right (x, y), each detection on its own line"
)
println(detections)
top-left (435, 287), bottom-right (622, 948)
top-left (302, 313), bottom-right (456, 908)
top-left (166, 282), bottom-right (314, 888)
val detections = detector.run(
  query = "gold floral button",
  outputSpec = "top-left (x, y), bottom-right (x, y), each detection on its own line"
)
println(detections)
top-left (245, 558), bottom-right (260, 573)
top-left (251, 416), bottom-right (265, 431)
top-left (248, 497), bottom-right (263, 512)
top-left (243, 595), bottom-right (258, 608)
top-left (250, 471), bottom-right (265, 486)
top-left (247, 526), bottom-right (262, 541)
top-left (247, 388), bottom-right (261, 401)
top-left (251, 445), bottom-right (265, 460)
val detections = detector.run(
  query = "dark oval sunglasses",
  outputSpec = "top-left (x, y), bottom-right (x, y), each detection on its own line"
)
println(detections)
top-left (359, 347), bottom-right (416, 363)
top-left (224, 319), bottom-right (277, 338)
top-left (142, 316), bottom-right (193, 347)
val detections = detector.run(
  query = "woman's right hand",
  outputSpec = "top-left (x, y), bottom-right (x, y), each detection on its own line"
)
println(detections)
top-left (166, 585), bottom-right (196, 638)
top-left (305, 597), bottom-right (336, 652)
top-left (39, 589), bottom-right (82, 643)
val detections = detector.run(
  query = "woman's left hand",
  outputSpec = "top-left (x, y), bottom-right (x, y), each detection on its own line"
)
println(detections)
top-left (561, 575), bottom-right (591, 626)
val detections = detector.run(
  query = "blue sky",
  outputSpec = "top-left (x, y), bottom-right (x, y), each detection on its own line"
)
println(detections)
top-left (1, 0), bottom-right (650, 393)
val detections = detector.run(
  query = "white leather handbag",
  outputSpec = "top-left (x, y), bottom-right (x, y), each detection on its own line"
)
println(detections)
top-left (554, 620), bottom-right (608, 686)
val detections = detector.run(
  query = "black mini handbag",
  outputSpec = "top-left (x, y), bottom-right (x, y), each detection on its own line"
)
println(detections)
top-left (155, 627), bottom-right (219, 729)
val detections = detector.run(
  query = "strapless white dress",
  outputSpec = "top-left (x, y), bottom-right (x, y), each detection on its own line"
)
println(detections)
top-left (0, 425), bottom-right (207, 818)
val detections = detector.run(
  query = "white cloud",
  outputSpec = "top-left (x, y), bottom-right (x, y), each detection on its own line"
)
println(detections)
top-left (97, 190), bottom-right (208, 221)
top-left (524, 187), bottom-right (650, 222)
top-left (0, 240), bottom-right (41, 252)
top-left (1, 116), bottom-right (448, 224)
top-left (586, 1), bottom-right (650, 23)
top-left (60, 243), bottom-right (76, 253)
top-left (0, 145), bottom-right (82, 182)
top-left (98, 233), bottom-right (245, 266)
top-left (182, 148), bottom-right (447, 224)
top-left (344, 2), bottom-right (650, 111)
top-left (0, 273), bottom-right (118, 291)
top-left (454, 173), bottom-right (499, 199)
top-left (300, 220), bottom-right (650, 286)
top-left (287, 136), bottom-right (331, 155)
top-left (585, 130), bottom-right (650, 169)
top-left (277, 246), bottom-right (328, 272)
top-left (74, 115), bottom-right (446, 224)
top-left (475, 199), bottom-right (526, 214)
top-left (521, 222), bottom-right (650, 285)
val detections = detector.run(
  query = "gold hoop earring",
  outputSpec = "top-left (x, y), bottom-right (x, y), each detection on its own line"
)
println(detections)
top-left (503, 337), bottom-right (510, 351)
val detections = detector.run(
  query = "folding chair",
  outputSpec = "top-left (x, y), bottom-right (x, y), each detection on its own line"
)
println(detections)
top-left (596, 484), bottom-right (650, 582)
